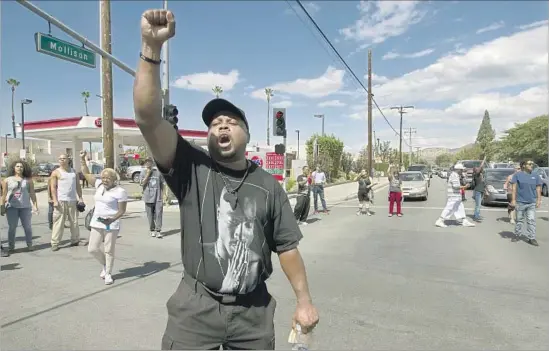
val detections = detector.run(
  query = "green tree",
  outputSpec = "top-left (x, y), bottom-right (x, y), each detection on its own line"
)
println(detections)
top-left (81, 91), bottom-right (90, 116)
top-left (305, 134), bottom-right (344, 181)
top-left (7, 78), bottom-right (20, 137)
top-left (498, 115), bottom-right (548, 166)
top-left (340, 151), bottom-right (353, 176)
top-left (435, 153), bottom-right (454, 166)
top-left (475, 110), bottom-right (496, 160)
top-left (454, 144), bottom-right (482, 161)
top-left (378, 141), bottom-right (391, 162)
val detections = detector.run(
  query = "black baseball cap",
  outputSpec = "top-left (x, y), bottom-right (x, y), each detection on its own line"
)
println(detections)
top-left (202, 98), bottom-right (249, 131)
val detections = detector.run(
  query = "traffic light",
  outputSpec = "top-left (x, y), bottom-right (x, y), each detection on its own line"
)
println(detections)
top-left (274, 143), bottom-right (285, 155)
top-left (164, 104), bottom-right (179, 130)
top-left (273, 108), bottom-right (287, 137)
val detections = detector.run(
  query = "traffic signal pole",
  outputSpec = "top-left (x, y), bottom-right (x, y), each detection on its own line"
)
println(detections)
top-left (283, 133), bottom-right (287, 192)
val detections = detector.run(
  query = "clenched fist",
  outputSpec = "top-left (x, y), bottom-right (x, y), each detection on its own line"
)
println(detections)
top-left (141, 9), bottom-right (175, 47)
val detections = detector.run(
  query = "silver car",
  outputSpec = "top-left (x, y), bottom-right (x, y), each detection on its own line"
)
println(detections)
top-left (399, 171), bottom-right (429, 201)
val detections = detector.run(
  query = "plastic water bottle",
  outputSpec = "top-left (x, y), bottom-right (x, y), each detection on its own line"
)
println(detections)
top-left (289, 324), bottom-right (312, 351)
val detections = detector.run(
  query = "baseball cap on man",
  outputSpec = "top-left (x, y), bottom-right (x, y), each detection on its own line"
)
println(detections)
top-left (202, 98), bottom-right (250, 131)
top-left (454, 163), bottom-right (465, 170)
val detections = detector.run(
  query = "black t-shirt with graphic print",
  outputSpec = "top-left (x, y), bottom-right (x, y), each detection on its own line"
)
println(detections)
top-left (156, 135), bottom-right (303, 295)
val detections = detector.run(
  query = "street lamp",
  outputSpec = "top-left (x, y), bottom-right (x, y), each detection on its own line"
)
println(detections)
top-left (314, 114), bottom-right (325, 136)
top-left (20, 99), bottom-right (32, 150)
top-left (4, 133), bottom-right (11, 155)
top-left (295, 129), bottom-right (300, 159)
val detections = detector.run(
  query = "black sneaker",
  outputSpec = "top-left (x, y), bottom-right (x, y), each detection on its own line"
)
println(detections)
top-left (1, 249), bottom-right (9, 257)
top-left (528, 239), bottom-right (539, 246)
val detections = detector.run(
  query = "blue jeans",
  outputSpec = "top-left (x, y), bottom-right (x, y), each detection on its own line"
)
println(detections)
top-left (515, 202), bottom-right (536, 240)
top-left (312, 185), bottom-right (327, 211)
top-left (473, 191), bottom-right (482, 219)
top-left (5, 207), bottom-right (33, 249)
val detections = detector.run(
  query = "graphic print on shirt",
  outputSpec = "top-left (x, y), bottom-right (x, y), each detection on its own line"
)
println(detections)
top-left (204, 186), bottom-right (262, 294)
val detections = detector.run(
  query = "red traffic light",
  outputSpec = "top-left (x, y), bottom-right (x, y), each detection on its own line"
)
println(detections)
top-left (276, 111), bottom-right (284, 119)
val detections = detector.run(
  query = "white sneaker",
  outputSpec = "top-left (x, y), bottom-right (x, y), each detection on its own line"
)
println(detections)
top-left (461, 219), bottom-right (476, 227)
top-left (356, 210), bottom-right (361, 216)
top-left (510, 219), bottom-right (516, 225)
top-left (299, 221), bottom-right (308, 226)
top-left (104, 274), bottom-right (114, 285)
top-left (150, 231), bottom-right (156, 237)
top-left (435, 218), bottom-right (447, 227)
top-left (100, 267), bottom-right (106, 279)
top-left (156, 231), bottom-right (163, 238)
top-left (367, 212), bottom-right (372, 216)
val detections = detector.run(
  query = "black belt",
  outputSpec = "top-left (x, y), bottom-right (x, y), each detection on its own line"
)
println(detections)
top-left (183, 272), bottom-right (264, 305)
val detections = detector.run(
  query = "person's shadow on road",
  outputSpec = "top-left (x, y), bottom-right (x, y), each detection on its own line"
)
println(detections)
top-left (112, 261), bottom-right (171, 280)
top-left (1, 263), bottom-right (22, 271)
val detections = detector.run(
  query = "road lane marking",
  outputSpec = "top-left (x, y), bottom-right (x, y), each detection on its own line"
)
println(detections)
top-left (332, 204), bottom-right (549, 213)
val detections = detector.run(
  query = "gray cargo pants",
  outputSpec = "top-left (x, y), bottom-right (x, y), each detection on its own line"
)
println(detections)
top-left (162, 273), bottom-right (277, 350)
top-left (145, 201), bottom-right (163, 232)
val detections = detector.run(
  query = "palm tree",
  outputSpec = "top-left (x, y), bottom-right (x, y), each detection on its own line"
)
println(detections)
top-left (7, 78), bottom-right (20, 137)
top-left (81, 91), bottom-right (90, 116)
top-left (264, 88), bottom-right (274, 146)
top-left (212, 85), bottom-right (223, 98)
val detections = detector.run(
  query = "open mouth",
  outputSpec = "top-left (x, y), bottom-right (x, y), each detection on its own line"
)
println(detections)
top-left (218, 134), bottom-right (232, 148)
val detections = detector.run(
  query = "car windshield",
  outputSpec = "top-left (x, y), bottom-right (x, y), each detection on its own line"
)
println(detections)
top-left (408, 165), bottom-right (426, 171)
top-left (400, 173), bottom-right (424, 181)
top-left (494, 163), bottom-right (510, 168)
top-left (486, 170), bottom-right (514, 182)
top-left (462, 160), bottom-right (482, 168)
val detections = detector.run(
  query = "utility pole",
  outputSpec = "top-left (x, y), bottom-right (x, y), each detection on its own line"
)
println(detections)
top-left (100, 0), bottom-right (114, 169)
top-left (404, 127), bottom-right (416, 166)
top-left (162, 0), bottom-right (170, 120)
top-left (265, 88), bottom-right (273, 146)
top-left (314, 114), bottom-right (325, 136)
top-left (367, 49), bottom-right (373, 175)
top-left (390, 105), bottom-right (414, 170)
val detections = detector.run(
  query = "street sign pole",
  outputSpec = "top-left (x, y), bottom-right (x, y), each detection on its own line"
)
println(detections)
top-left (17, 0), bottom-right (135, 77)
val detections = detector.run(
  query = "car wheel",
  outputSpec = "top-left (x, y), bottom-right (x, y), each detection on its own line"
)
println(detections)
top-left (543, 184), bottom-right (548, 197)
top-left (132, 172), bottom-right (141, 183)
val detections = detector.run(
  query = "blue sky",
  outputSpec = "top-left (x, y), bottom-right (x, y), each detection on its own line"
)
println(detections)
top-left (1, 1), bottom-right (547, 152)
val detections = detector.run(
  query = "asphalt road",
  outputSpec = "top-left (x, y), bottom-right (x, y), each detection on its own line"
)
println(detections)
top-left (1, 177), bottom-right (548, 350)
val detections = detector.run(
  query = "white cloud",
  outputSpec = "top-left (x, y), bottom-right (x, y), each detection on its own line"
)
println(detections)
top-left (318, 100), bottom-right (346, 108)
top-left (273, 100), bottom-right (293, 108)
top-left (517, 19), bottom-right (548, 30)
top-left (382, 48), bottom-right (434, 60)
top-left (476, 21), bottom-right (505, 34)
top-left (172, 70), bottom-right (240, 93)
top-left (340, 1), bottom-right (426, 44)
top-left (244, 85), bottom-right (255, 90)
top-left (250, 66), bottom-right (345, 100)
top-left (373, 25), bottom-right (548, 105)
top-left (372, 85), bottom-right (547, 149)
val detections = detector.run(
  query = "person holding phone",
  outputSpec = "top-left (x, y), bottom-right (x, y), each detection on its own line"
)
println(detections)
top-left (1, 159), bottom-right (39, 253)
top-left (80, 151), bottom-right (128, 285)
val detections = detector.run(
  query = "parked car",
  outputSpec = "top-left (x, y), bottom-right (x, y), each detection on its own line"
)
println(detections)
top-left (439, 169), bottom-right (448, 178)
top-left (399, 171), bottom-right (429, 201)
top-left (126, 165), bottom-right (146, 183)
top-left (481, 168), bottom-right (515, 206)
top-left (407, 164), bottom-right (431, 186)
top-left (491, 162), bottom-right (513, 169)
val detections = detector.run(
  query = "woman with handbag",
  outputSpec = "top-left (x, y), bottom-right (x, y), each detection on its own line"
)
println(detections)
top-left (1, 159), bottom-right (39, 253)
top-left (80, 151), bottom-right (128, 285)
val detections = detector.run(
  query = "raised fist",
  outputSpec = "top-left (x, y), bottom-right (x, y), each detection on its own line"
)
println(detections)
top-left (141, 9), bottom-right (175, 47)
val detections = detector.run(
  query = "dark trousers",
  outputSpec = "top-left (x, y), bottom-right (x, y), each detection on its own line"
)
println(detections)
top-left (145, 202), bottom-right (163, 232)
top-left (162, 273), bottom-right (276, 350)
top-left (48, 202), bottom-right (54, 230)
top-left (294, 194), bottom-right (310, 222)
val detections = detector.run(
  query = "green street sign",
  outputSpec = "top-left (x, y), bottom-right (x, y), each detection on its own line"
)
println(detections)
top-left (34, 32), bottom-right (96, 69)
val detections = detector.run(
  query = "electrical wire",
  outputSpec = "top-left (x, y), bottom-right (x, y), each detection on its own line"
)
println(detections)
top-left (294, 0), bottom-right (410, 147)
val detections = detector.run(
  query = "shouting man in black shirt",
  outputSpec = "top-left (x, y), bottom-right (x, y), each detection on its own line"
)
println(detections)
top-left (133, 9), bottom-right (319, 350)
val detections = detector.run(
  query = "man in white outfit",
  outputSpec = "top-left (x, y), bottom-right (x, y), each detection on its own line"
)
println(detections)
top-left (50, 153), bottom-right (84, 251)
top-left (435, 164), bottom-right (475, 227)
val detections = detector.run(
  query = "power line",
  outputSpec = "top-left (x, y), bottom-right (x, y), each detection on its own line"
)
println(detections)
top-left (294, 0), bottom-right (410, 147)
